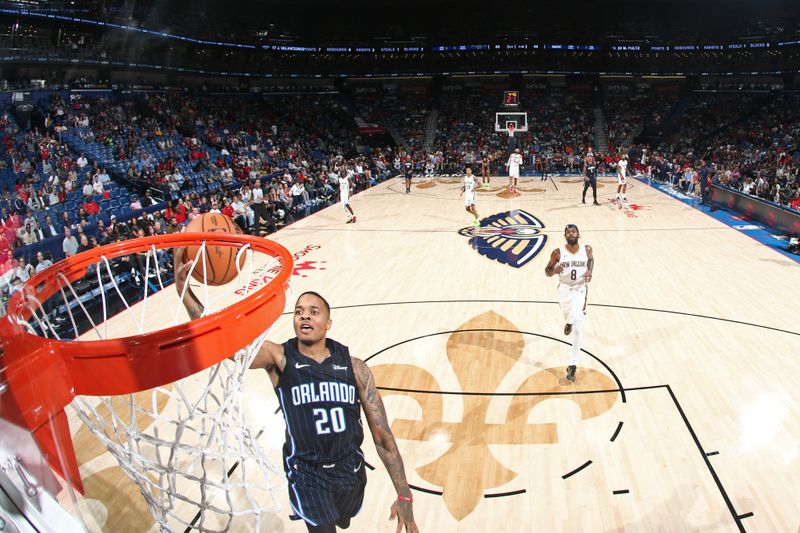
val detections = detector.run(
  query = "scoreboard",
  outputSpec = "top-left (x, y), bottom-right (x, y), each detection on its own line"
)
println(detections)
top-left (503, 90), bottom-right (520, 107)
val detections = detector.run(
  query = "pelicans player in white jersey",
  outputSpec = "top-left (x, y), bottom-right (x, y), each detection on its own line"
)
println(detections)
top-left (339, 166), bottom-right (357, 223)
top-left (461, 167), bottom-right (480, 226)
top-left (616, 154), bottom-right (629, 203)
top-left (545, 224), bottom-right (594, 382)
top-left (506, 148), bottom-right (523, 193)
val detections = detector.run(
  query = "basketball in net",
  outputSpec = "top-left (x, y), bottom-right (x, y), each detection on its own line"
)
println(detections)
top-left (507, 123), bottom-right (516, 137)
top-left (0, 233), bottom-right (293, 532)
top-left (184, 213), bottom-right (245, 285)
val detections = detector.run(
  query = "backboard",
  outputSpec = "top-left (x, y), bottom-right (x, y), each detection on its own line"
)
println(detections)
top-left (495, 111), bottom-right (528, 133)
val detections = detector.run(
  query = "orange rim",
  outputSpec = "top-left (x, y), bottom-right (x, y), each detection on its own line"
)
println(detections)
top-left (5, 233), bottom-right (292, 393)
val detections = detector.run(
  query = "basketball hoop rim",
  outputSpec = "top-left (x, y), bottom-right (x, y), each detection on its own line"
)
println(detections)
top-left (2, 233), bottom-right (294, 395)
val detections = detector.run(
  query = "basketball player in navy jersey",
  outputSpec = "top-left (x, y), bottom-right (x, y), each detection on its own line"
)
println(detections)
top-left (403, 155), bottom-right (413, 193)
top-left (544, 224), bottom-right (594, 382)
top-left (480, 154), bottom-right (491, 188)
top-left (582, 148), bottom-right (600, 205)
top-left (174, 260), bottom-right (418, 533)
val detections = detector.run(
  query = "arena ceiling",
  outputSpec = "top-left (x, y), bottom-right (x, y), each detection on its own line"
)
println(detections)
top-left (1, 0), bottom-right (798, 44)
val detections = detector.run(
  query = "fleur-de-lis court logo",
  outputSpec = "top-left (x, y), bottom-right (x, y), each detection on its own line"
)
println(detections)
top-left (372, 311), bottom-right (618, 520)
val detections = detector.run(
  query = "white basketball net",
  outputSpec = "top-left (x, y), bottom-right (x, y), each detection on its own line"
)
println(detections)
top-left (17, 241), bottom-right (287, 532)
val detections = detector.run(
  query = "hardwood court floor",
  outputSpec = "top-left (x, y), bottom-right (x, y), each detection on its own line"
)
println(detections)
top-left (62, 175), bottom-right (800, 532)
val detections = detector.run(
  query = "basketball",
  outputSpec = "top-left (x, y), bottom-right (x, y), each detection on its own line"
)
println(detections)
top-left (183, 213), bottom-right (245, 286)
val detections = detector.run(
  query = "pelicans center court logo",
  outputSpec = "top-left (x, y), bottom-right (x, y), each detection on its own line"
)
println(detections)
top-left (458, 210), bottom-right (548, 268)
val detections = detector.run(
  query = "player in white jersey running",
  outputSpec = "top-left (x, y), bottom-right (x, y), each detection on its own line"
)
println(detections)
top-left (544, 224), bottom-right (594, 382)
top-left (461, 167), bottom-right (480, 226)
top-left (339, 167), bottom-right (357, 223)
top-left (616, 154), bottom-right (629, 203)
top-left (506, 148), bottom-right (523, 193)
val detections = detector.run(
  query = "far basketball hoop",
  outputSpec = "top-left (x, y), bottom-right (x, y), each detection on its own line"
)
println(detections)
top-left (495, 111), bottom-right (528, 134)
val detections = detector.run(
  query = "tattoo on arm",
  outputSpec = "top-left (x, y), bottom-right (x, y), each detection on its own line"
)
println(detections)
top-left (270, 353), bottom-right (286, 374)
top-left (587, 256), bottom-right (594, 272)
top-left (356, 361), bottom-right (376, 403)
top-left (354, 359), bottom-right (412, 497)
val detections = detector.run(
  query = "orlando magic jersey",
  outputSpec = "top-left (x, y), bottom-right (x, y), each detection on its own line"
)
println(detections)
top-left (586, 155), bottom-right (597, 177)
top-left (276, 338), bottom-right (364, 466)
top-left (558, 244), bottom-right (589, 289)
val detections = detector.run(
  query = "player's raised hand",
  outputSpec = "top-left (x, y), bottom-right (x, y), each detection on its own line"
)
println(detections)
top-left (389, 498), bottom-right (419, 533)
top-left (554, 263), bottom-right (565, 274)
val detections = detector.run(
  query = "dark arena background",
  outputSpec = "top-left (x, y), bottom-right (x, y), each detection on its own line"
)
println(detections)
top-left (0, 0), bottom-right (799, 532)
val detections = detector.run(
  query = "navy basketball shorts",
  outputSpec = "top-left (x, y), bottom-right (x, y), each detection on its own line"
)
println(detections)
top-left (286, 455), bottom-right (367, 527)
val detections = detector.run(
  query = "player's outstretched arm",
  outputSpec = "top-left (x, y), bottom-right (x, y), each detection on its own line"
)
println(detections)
top-left (585, 245), bottom-right (594, 282)
top-left (544, 248), bottom-right (562, 277)
top-left (352, 357), bottom-right (419, 533)
top-left (174, 247), bottom-right (205, 320)
top-left (173, 247), bottom-right (283, 372)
